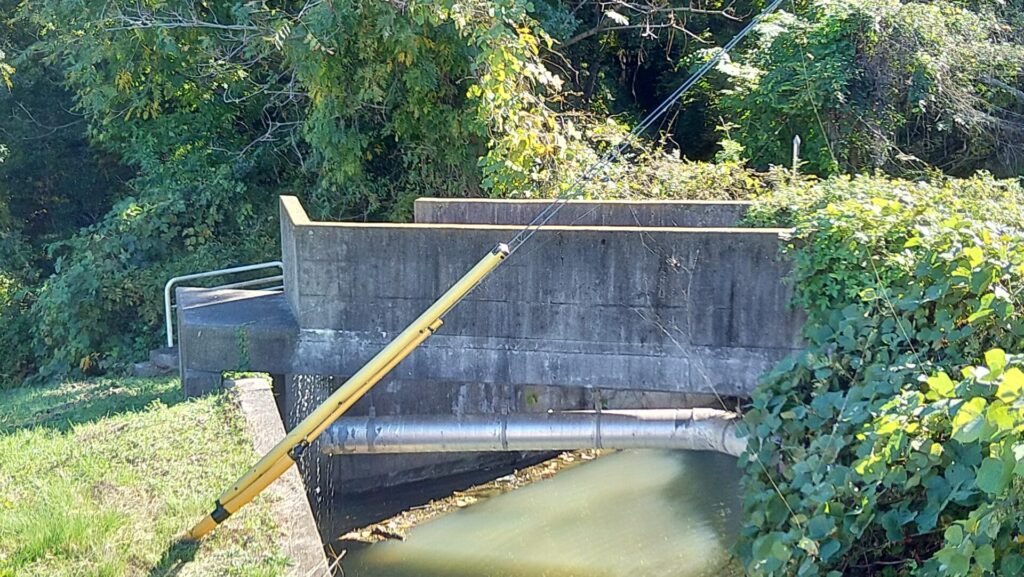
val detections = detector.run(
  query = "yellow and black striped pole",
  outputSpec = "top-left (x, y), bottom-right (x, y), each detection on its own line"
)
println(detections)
top-left (187, 243), bottom-right (509, 540)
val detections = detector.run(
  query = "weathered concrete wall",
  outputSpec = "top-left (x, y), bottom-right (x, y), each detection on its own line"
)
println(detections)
top-left (414, 198), bottom-right (751, 227)
top-left (176, 195), bottom-right (801, 510)
top-left (281, 196), bottom-right (801, 397)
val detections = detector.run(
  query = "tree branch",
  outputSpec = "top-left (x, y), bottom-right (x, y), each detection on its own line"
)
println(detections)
top-left (562, 22), bottom-right (705, 48)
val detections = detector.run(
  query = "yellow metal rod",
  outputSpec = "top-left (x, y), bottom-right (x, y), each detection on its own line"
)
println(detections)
top-left (187, 243), bottom-right (508, 539)
top-left (216, 249), bottom-right (500, 506)
top-left (189, 325), bottom-right (439, 539)
top-left (189, 453), bottom-right (294, 539)
top-left (216, 322), bottom-right (437, 506)
top-left (306, 319), bottom-right (442, 442)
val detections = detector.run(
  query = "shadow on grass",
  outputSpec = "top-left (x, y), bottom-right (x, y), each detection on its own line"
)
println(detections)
top-left (146, 537), bottom-right (200, 577)
top-left (0, 376), bottom-right (184, 435)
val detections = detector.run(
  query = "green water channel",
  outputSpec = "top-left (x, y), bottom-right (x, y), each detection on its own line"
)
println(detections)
top-left (342, 450), bottom-right (742, 577)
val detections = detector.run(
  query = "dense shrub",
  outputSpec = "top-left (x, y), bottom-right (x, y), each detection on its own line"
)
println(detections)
top-left (0, 226), bottom-right (38, 386)
top-left (738, 174), bottom-right (1024, 575)
top-left (525, 118), bottom-right (774, 201)
top-left (716, 0), bottom-right (1024, 177)
top-left (3, 0), bottom-right (567, 376)
top-left (25, 159), bottom-right (279, 377)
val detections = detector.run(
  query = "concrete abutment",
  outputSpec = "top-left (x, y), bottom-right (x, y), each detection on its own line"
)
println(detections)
top-left (176, 196), bottom-right (802, 545)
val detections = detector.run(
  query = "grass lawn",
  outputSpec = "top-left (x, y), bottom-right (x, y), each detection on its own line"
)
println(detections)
top-left (0, 377), bottom-right (290, 577)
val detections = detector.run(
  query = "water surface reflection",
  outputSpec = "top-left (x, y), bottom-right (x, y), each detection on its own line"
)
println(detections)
top-left (343, 450), bottom-right (742, 577)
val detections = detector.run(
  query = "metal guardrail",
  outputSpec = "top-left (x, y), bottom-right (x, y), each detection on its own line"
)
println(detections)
top-left (164, 261), bottom-right (284, 348)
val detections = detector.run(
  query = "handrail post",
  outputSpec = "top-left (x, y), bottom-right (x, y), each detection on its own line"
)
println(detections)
top-left (164, 280), bottom-right (175, 348)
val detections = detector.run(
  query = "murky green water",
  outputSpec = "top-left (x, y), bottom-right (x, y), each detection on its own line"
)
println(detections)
top-left (342, 450), bottom-right (742, 577)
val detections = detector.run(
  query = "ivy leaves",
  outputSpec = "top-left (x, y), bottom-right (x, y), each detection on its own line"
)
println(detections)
top-left (739, 175), bottom-right (1024, 576)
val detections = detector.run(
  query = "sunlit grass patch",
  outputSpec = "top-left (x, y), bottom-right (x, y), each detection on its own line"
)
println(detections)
top-left (0, 377), bottom-right (290, 577)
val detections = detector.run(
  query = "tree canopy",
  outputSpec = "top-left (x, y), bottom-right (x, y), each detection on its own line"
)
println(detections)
top-left (0, 0), bottom-right (1021, 378)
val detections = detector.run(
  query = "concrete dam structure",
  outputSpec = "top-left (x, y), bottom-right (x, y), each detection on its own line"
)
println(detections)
top-left (175, 195), bottom-right (803, 537)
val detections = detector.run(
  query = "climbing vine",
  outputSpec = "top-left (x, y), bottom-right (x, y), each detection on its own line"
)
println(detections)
top-left (739, 174), bottom-right (1024, 575)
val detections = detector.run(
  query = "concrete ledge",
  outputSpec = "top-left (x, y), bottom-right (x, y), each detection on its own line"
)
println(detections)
top-left (177, 287), bottom-right (298, 379)
top-left (414, 197), bottom-right (752, 227)
top-left (227, 377), bottom-right (329, 577)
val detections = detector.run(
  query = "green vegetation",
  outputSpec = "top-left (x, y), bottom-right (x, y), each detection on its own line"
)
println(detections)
top-left (0, 0), bottom-right (1020, 572)
top-left (0, 0), bottom-right (1020, 380)
top-left (719, 0), bottom-right (1024, 176)
top-left (738, 174), bottom-right (1024, 575)
top-left (0, 377), bottom-right (288, 577)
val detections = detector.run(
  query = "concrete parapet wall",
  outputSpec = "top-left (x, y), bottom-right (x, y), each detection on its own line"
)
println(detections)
top-left (414, 197), bottom-right (751, 227)
top-left (176, 195), bottom-right (802, 506)
top-left (280, 196), bottom-right (801, 397)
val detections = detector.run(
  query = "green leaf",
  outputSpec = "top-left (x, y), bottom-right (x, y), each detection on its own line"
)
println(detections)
top-left (819, 539), bottom-right (841, 562)
top-left (977, 457), bottom-right (1010, 494)
top-left (948, 552), bottom-right (970, 575)
top-left (976, 544), bottom-right (996, 571)
top-left (807, 515), bottom-right (833, 539)
top-left (753, 533), bottom-right (791, 564)
top-left (952, 398), bottom-right (988, 443)
top-left (944, 524), bottom-right (965, 546)
top-left (968, 308), bottom-right (993, 324)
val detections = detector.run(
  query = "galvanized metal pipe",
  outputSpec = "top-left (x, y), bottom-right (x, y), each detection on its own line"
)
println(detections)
top-left (321, 409), bottom-right (745, 457)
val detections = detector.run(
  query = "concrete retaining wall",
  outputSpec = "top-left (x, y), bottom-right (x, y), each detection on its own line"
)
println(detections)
top-left (228, 377), bottom-right (329, 575)
top-left (177, 195), bottom-right (802, 514)
top-left (280, 196), bottom-right (801, 397)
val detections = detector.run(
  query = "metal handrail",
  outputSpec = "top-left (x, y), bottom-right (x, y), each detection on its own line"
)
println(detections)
top-left (164, 261), bottom-right (284, 348)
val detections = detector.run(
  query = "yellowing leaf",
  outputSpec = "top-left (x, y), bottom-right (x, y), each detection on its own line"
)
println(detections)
top-left (963, 246), bottom-right (984, 268)
top-left (986, 349), bottom-right (1007, 375)
top-left (927, 372), bottom-right (955, 398)
top-left (952, 397), bottom-right (988, 443)
top-left (996, 368), bottom-right (1024, 404)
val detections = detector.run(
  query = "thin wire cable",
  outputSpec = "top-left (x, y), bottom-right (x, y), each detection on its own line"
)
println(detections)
top-left (505, 0), bottom-right (787, 254)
